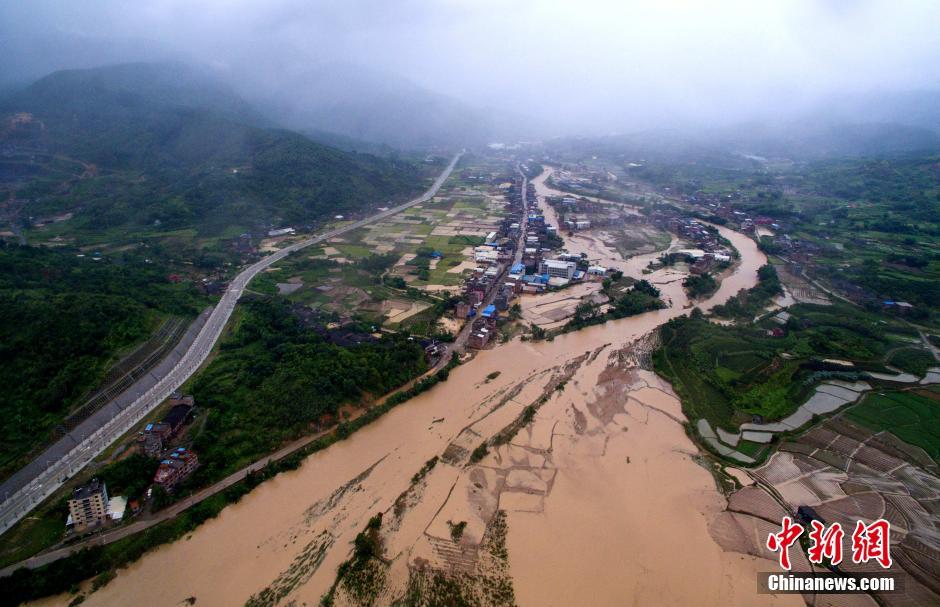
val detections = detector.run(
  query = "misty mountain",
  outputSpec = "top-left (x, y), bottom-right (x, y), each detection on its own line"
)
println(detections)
top-left (0, 62), bottom-right (423, 235)
top-left (562, 116), bottom-right (940, 165)
top-left (4, 62), bottom-right (264, 150)
top-left (0, 31), bottom-right (177, 90)
top-left (814, 90), bottom-right (940, 134)
top-left (254, 63), bottom-right (514, 149)
top-left (713, 120), bottom-right (940, 160)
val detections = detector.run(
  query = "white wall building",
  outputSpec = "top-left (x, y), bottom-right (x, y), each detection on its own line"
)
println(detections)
top-left (538, 259), bottom-right (577, 280)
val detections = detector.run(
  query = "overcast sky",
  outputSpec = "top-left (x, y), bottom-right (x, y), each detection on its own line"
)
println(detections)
top-left (2, 0), bottom-right (939, 134)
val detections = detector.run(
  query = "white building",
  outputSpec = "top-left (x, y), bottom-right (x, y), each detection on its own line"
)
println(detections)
top-left (538, 259), bottom-right (577, 280)
top-left (267, 227), bottom-right (295, 237)
top-left (475, 250), bottom-right (499, 264)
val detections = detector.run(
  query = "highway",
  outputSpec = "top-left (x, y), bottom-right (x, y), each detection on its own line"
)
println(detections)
top-left (0, 152), bottom-right (461, 536)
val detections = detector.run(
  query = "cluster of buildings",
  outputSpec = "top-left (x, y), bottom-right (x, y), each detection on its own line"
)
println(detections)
top-left (549, 167), bottom-right (612, 191)
top-left (137, 394), bottom-right (200, 490)
top-left (137, 394), bottom-right (199, 491)
top-left (674, 193), bottom-right (834, 267)
top-left (451, 175), bottom-right (610, 349)
top-left (467, 305), bottom-right (499, 349)
top-left (137, 395), bottom-right (195, 457)
top-left (453, 178), bottom-right (533, 349)
top-left (653, 214), bottom-right (735, 275)
top-left (552, 196), bottom-right (592, 231)
top-left (67, 395), bottom-right (201, 532)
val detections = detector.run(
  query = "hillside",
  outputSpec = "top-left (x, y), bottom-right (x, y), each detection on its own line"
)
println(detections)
top-left (0, 63), bottom-right (429, 480)
top-left (0, 63), bottom-right (425, 240)
top-left (0, 241), bottom-right (208, 481)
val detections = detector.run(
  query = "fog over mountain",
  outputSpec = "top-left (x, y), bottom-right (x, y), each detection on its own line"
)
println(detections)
top-left (2, 0), bottom-right (940, 145)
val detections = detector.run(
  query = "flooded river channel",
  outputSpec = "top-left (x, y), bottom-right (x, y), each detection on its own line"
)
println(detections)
top-left (40, 168), bottom-right (798, 607)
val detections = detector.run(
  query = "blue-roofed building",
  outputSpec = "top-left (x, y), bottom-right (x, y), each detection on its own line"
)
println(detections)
top-left (510, 263), bottom-right (525, 275)
top-left (481, 304), bottom-right (497, 318)
top-left (521, 274), bottom-right (549, 285)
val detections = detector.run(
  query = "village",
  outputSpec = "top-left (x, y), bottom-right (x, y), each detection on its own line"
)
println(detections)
top-left (65, 393), bottom-right (198, 535)
top-left (57, 157), bottom-right (766, 543)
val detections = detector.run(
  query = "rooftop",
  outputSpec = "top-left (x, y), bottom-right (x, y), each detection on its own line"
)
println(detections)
top-left (72, 478), bottom-right (106, 501)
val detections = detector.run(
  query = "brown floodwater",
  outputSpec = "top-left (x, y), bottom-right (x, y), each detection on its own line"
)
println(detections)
top-left (37, 169), bottom-right (792, 607)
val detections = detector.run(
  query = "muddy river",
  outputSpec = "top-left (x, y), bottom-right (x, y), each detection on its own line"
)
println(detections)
top-left (39, 168), bottom-right (797, 606)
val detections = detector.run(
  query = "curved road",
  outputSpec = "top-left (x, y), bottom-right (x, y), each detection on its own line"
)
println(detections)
top-left (0, 153), bottom-right (461, 536)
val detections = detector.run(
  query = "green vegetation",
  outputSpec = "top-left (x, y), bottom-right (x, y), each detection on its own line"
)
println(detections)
top-left (470, 443), bottom-right (489, 463)
top-left (0, 242), bottom-right (207, 479)
top-left (2, 64), bottom-right (423, 244)
top-left (887, 347), bottom-right (937, 377)
top-left (683, 272), bottom-right (718, 298)
top-left (320, 513), bottom-right (387, 607)
top-left (448, 520), bottom-right (467, 543)
top-left (521, 163), bottom-right (544, 179)
top-left (712, 265), bottom-right (783, 320)
top-left (97, 454), bottom-right (160, 504)
top-left (186, 297), bottom-right (428, 483)
top-left (4, 347), bottom-right (462, 605)
top-left (411, 456), bottom-right (439, 484)
top-left (654, 303), bottom-right (911, 431)
top-left (566, 276), bottom-right (666, 332)
top-left (847, 390), bottom-right (940, 460)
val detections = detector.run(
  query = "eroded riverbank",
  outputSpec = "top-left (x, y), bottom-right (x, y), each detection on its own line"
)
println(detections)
top-left (36, 174), bottom-right (790, 607)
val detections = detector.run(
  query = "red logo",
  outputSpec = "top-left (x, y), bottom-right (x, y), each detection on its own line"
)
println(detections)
top-left (852, 519), bottom-right (892, 569)
top-left (766, 516), bottom-right (804, 570)
top-left (807, 520), bottom-right (843, 565)
top-left (768, 517), bottom-right (892, 571)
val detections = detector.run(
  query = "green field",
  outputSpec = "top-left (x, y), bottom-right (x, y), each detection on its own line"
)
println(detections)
top-left (654, 303), bottom-right (917, 432)
top-left (846, 391), bottom-right (940, 460)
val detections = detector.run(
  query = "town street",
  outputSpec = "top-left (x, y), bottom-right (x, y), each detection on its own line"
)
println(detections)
top-left (445, 165), bottom-right (529, 358)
